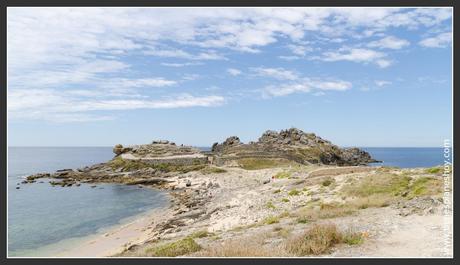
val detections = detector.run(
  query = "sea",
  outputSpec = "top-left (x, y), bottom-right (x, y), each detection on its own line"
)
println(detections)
top-left (7, 146), bottom-right (449, 257)
top-left (7, 147), bottom-right (169, 257)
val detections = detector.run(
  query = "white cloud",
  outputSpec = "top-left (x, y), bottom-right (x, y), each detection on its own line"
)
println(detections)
top-left (144, 48), bottom-right (226, 60)
top-left (368, 36), bottom-right (410, 49)
top-left (251, 67), bottom-right (298, 80)
top-left (419, 32), bottom-right (452, 48)
top-left (375, 80), bottom-right (392, 87)
top-left (287, 44), bottom-right (312, 56)
top-left (320, 48), bottom-right (392, 68)
top-left (263, 78), bottom-right (351, 97)
top-left (7, 7), bottom-right (452, 122)
top-left (161, 62), bottom-right (203, 67)
top-left (8, 89), bottom-right (225, 122)
top-left (227, 68), bottom-right (242, 76)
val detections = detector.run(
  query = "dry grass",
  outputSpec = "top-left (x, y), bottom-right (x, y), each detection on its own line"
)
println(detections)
top-left (196, 234), bottom-right (288, 257)
top-left (263, 215), bottom-right (280, 224)
top-left (285, 223), bottom-right (363, 256)
top-left (285, 223), bottom-right (342, 255)
top-left (201, 166), bottom-right (227, 174)
top-left (294, 203), bottom-right (356, 223)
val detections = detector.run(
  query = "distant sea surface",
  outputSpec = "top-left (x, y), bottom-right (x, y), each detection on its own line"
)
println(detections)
top-left (8, 147), bottom-right (169, 257)
top-left (7, 146), bottom-right (447, 256)
top-left (361, 147), bottom-right (448, 168)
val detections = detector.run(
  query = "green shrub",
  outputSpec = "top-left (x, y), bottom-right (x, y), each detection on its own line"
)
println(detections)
top-left (288, 189), bottom-right (301, 196)
top-left (322, 178), bottom-right (334, 187)
top-left (146, 237), bottom-right (201, 257)
top-left (426, 167), bottom-right (442, 174)
top-left (281, 198), bottom-right (290, 203)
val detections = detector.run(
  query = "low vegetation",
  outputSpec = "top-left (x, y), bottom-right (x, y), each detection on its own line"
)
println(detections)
top-left (286, 224), bottom-right (363, 255)
top-left (146, 237), bottom-right (201, 257)
top-left (108, 157), bottom-right (206, 173)
top-left (406, 176), bottom-right (443, 199)
top-left (237, 158), bottom-right (295, 170)
top-left (425, 167), bottom-right (442, 174)
top-left (201, 166), bottom-right (227, 174)
top-left (275, 171), bottom-right (291, 179)
top-left (263, 215), bottom-right (280, 224)
top-left (266, 201), bottom-right (276, 209)
top-left (322, 178), bottom-right (334, 187)
top-left (342, 173), bottom-right (411, 197)
top-left (190, 230), bottom-right (215, 239)
top-left (288, 189), bottom-right (301, 196)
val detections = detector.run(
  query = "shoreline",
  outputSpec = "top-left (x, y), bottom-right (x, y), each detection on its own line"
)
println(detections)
top-left (55, 202), bottom-right (173, 257)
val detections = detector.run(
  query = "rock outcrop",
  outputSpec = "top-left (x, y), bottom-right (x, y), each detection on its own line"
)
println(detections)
top-left (211, 128), bottom-right (378, 166)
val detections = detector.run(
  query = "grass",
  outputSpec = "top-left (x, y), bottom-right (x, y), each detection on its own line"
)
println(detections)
top-left (286, 224), bottom-right (364, 255)
top-left (288, 189), bottom-right (301, 196)
top-left (342, 172), bottom-right (443, 202)
top-left (426, 167), bottom-right (442, 174)
top-left (406, 176), bottom-right (442, 199)
top-left (263, 215), bottom-right (280, 224)
top-left (237, 158), bottom-right (294, 170)
top-left (108, 157), bottom-right (206, 173)
top-left (285, 224), bottom-right (342, 255)
top-left (348, 194), bottom-right (393, 209)
top-left (201, 166), bottom-right (227, 174)
top-left (294, 203), bottom-right (356, 222)
top-left (273, 189), bottom-right (281, 194)
top-left (342, 229), bottom-right (364, 245)
top-left (322, 178), bottom-right (334, 187)
top-left (342, 173), bottom-right (411, 197)
top-left (281, 198), bottom-right (290, 203)
top-left (196, 237), bottom-right (284, 257)
top-left (146, 237), bottom-right (201, 257)
top-left (190, 230), bottom-right (215, 239)
top-left (275, 171), bottom-right (292, 179)
top-left (266, 201), bottom-right (276, 209)
top-left (296, 215), bottom-right (310, 224)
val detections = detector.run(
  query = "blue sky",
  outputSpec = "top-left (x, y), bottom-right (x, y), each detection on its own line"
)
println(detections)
top-left (7, 7), bottom-right (452, 147)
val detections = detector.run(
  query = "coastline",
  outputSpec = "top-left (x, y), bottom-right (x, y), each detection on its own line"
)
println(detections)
top-left (55, 202), bottom-right (173, 257)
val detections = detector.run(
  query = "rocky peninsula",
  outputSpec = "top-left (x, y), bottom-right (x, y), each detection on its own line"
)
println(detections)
top-left (22, 128), bottom-right (452, 257)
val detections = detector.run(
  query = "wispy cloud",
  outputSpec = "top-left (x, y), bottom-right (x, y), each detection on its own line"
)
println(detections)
top-left (227, 68), bottom-right (242, 76)
top-left (8, 89), bottom-right (225, 122)
top-left (375, 80), bottom-right (392, 87)
top-left (419, 32), bottom-right (452, 48)
top-left (251, 67), bottom-right (298, 80)
top-left (319, 48), bottom-right (392, 68)
top-left (161, 62), bottom-right (204, 67)
top-left (263, 78), bottom-right (352, 97)
top-left (368, 36), bottom-right (410, 49)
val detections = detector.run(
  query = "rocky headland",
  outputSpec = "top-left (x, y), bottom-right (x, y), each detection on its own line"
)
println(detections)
top-left (20, 128), bottom-right (452, 257)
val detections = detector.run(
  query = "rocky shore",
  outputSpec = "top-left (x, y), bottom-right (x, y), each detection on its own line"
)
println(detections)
top-left (20, 128), bottom-right (452, 257)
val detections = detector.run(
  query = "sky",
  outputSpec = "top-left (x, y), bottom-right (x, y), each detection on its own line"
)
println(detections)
top-left (7, 7), bottom-right (453, 147)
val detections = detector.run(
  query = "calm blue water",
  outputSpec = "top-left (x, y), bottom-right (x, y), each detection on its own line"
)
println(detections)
top-left (362, 147), bottom-right (448, 168)
top-left (8, 147), bottom-right (169, 257)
